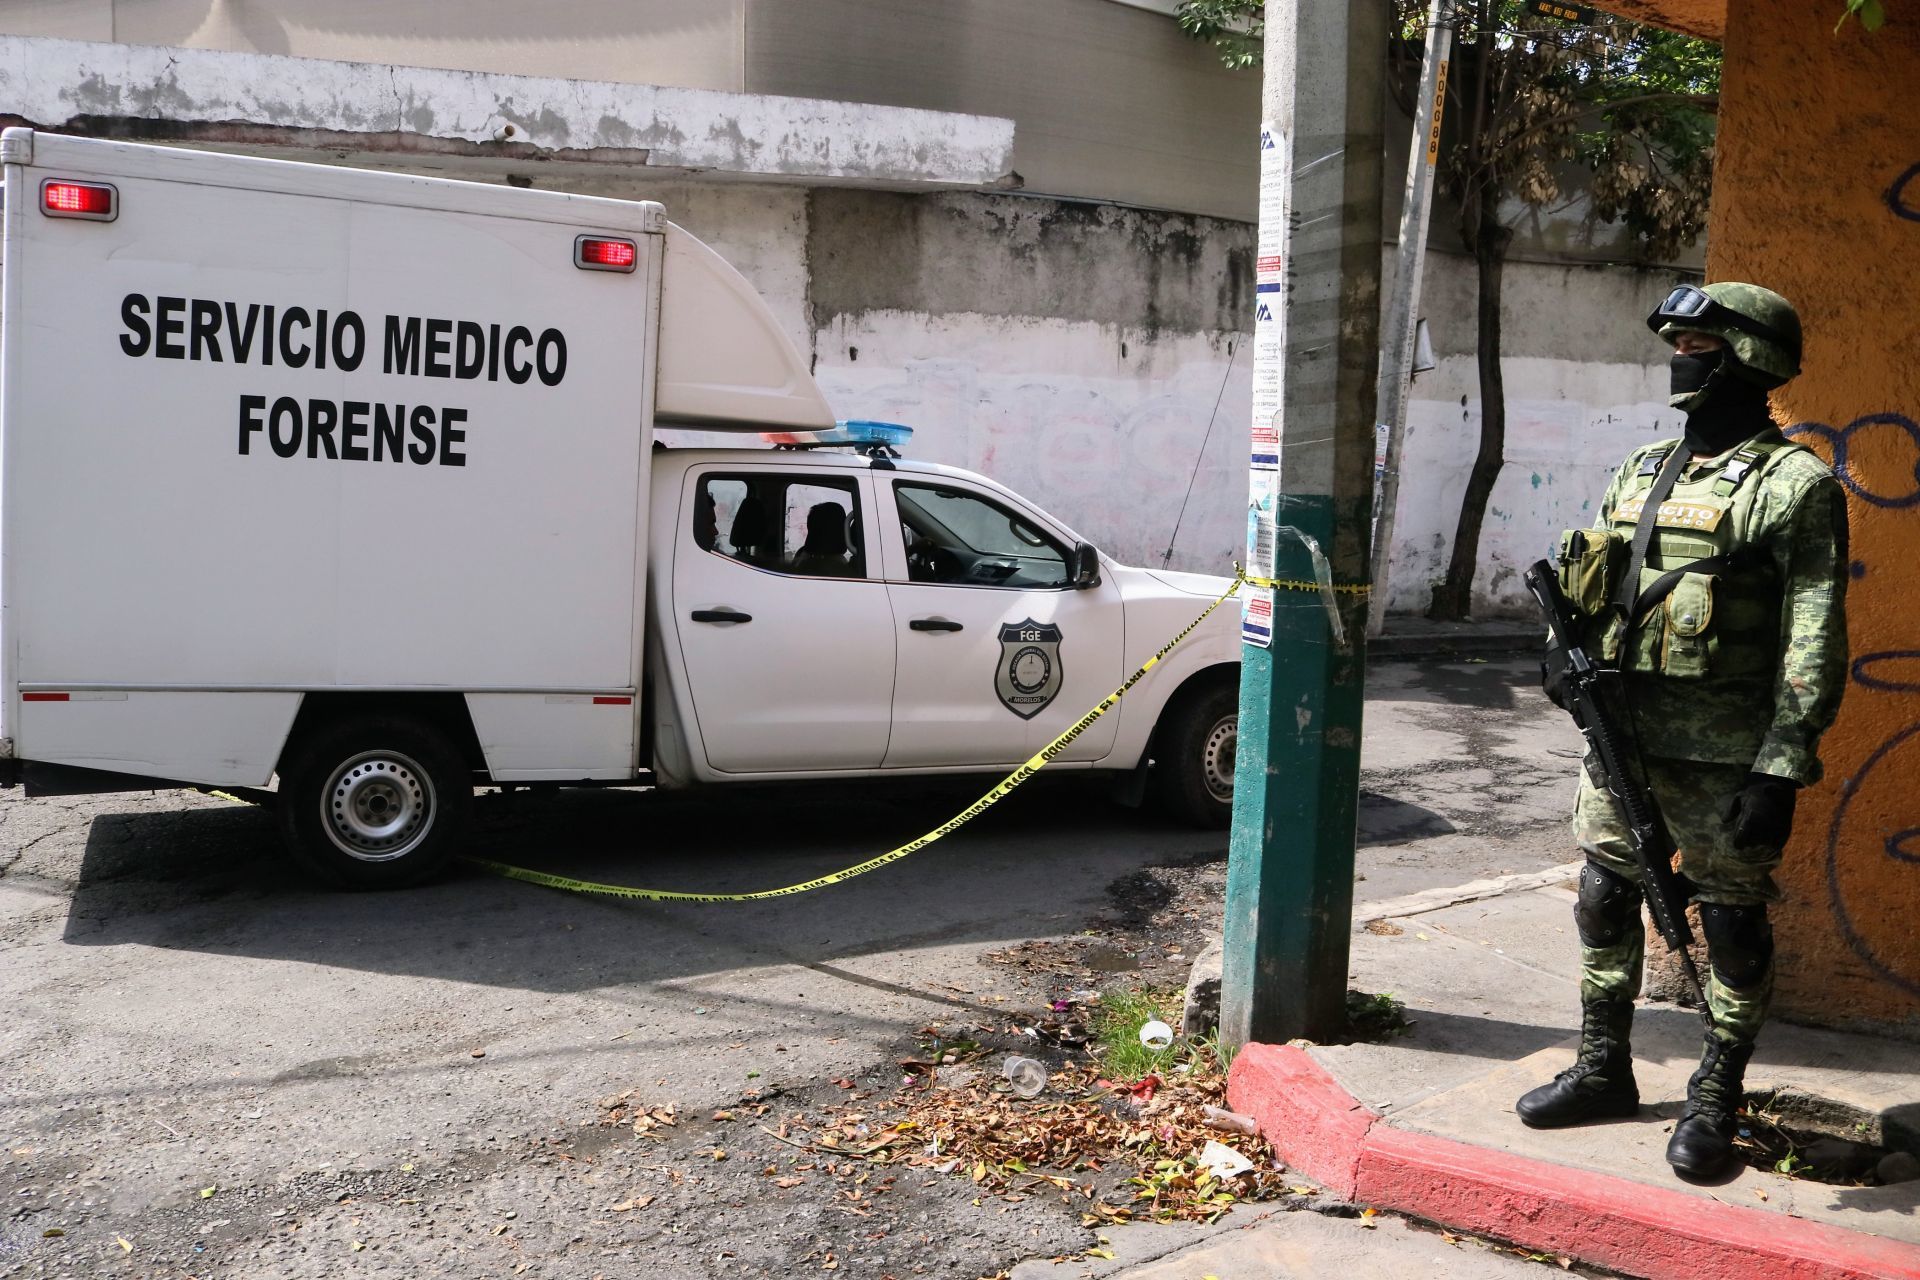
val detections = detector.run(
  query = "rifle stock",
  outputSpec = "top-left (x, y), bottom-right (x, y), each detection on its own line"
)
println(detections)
top-left (1526, 559), bottom-right (1711, 1022)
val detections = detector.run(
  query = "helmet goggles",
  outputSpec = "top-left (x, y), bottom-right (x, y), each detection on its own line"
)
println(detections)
top-left (1646, 284), bottom-right (1799, 357)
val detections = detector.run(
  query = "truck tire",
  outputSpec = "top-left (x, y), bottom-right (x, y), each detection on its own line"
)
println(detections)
top-left (1148, 682), bottom-right (1238, 829)
top-left (278, 715), bottom-right (472, 889)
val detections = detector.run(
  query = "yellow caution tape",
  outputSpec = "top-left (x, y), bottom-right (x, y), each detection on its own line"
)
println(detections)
top-left (1245, 574), bottom-right (1371, 596)
top-left (465, 573), bottom-right (1248, 903)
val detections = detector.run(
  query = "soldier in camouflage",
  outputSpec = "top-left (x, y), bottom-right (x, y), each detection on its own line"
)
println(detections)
top-left (1515, 283), bottom-right (1850, 1180)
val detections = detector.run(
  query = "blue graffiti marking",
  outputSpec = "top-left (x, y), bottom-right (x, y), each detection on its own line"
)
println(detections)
top-left (1786, 414), bottom-right (1920, 508)
top-left (1853, 650), bottom-right (1920, 692)
top-left (1889, 829), bottom-right (1920, 865)
top-left (1890, 160), bottom-right (1920, 223)
top-left (1825, 722), bottom-right (1920, 1000)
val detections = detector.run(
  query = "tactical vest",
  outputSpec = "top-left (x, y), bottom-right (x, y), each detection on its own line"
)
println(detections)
top-left (1605, 437), bottom-right (1801, 680)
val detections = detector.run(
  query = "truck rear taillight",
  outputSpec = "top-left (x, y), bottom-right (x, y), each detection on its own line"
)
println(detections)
top-left (574, 235), bottom-right (637, 273)
top-left (41, 179), bottom-right (117, 221)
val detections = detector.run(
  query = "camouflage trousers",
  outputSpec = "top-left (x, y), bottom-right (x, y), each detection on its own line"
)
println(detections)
top-left (1572, 755), bottom-right (1780, 1043)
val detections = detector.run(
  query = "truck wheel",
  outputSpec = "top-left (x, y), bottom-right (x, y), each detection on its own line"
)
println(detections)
top-left (1149, 683), bottom-right (1237, 829)
top-left (278, 716), bottom-right (472, 889)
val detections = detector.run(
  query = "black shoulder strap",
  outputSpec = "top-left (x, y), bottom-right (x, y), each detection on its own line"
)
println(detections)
top-left (1629, 547), bottom-right (1764, 623)
top-left (1613, 445), bottom-right (1689, 619)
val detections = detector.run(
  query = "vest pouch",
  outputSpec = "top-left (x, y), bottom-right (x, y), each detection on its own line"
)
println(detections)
top-left (1659, 571), bottom-right (1717, 678)
top-left (1556, 527), bottom-right (1630, 663)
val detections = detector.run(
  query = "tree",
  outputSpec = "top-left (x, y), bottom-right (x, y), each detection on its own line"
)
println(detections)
top-left (1180, 1), bottom-right (1720, 620)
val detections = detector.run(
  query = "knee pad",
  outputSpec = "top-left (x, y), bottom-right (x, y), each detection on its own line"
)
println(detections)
top-left (1574, 861), bottom-right (1643, 947)
top-left (1702, 902), bottom-right (1773, 989)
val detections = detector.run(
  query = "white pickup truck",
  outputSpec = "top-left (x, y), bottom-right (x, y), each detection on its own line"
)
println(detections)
top-left (0, 130), bottom-right (1241, 887)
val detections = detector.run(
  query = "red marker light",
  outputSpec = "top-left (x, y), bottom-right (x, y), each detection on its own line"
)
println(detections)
top-left (41, 179), bottom-right (116, 221)
top-left (575, 235), bottom-right (638, 273)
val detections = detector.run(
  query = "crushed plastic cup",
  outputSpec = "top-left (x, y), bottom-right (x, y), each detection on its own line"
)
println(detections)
top-left (1137, 1020), bottom-right (1176, 1051)
top-left (1002, 1056), bottom-right (1048, 1098)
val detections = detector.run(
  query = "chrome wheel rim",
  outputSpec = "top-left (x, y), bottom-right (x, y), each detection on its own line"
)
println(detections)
top-left (322, 750), bottom-right (435, 862)
top-left (1202, 715), bottom-right (1237, 802)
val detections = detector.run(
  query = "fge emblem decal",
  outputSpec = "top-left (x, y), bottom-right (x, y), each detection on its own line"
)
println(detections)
top-left (996, 620), bottom-right (1064, 719)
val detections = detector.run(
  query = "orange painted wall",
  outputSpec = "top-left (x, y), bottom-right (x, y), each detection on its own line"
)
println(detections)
top-left (1603, 0), bottom-right (1725, 39)
top-left (1711, 0), bottom-right (1920, 1032)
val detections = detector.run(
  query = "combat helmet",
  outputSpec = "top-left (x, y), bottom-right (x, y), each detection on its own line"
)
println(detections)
top-left (1647, 282), bottom-right (1802, 410)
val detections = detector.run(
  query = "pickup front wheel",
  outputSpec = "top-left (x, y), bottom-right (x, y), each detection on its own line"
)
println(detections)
top-left (278, 715), bottom-right (472, 889)
top-left (1149, 683), bottom-right (1237, 829)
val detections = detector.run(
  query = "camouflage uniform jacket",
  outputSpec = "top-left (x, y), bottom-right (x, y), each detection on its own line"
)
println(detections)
top-left (1594, 424), bottom-right (1849, 784)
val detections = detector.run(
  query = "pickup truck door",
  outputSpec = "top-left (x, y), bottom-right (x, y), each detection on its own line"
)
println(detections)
top-left (671, 465), bottom-right (895, 773)
top-left (877, 476), bottom-right (1124, 768)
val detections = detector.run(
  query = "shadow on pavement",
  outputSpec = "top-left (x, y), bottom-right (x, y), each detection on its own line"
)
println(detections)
top-left (58, 774), bottom-right (1227, 994)
top-left (1358, 790), bottom-right (1457, 844)
top-left (1381, 1005), bottom-right (1576, 1065)
top-left (1371, 657), bottom-right (1529, 712)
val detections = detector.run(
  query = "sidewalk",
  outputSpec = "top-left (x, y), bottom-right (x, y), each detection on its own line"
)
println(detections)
top-left (1226, 874), bottom-right (1920, 1280)
top-left (1368, 614), bottom-right (1539, 660)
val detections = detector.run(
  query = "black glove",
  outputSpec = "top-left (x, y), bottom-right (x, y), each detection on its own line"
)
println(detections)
top-left (1726, 772), bottom-right (1798, 850)
top-left (1541, 646), bottom-right (1573, 711)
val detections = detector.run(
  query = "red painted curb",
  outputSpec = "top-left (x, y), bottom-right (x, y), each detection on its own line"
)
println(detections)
top-left (1227, 1043), bottom-right (1920, 1280)
top-left (1225, 1042), bottom-right (1377, 1198)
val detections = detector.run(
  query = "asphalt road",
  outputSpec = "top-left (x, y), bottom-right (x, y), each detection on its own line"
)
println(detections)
top-left (0, 656), bottom-right (1581, 1278)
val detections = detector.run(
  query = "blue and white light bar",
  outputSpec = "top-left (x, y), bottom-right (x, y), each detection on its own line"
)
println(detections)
top-left (762, 420), bottom-right (914, 449)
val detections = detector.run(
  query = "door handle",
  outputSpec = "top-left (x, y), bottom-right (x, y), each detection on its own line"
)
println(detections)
top-left (909, 617), bottom-right (964, 632)
top-left (691, 608), bottom-right (753, 624)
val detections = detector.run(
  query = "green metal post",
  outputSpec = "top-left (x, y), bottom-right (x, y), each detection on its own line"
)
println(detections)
top-left (1220, 0), bottom-right (1387, 1046)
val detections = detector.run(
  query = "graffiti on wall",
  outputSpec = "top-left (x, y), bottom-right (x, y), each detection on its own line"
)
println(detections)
top-left (1786, 409), bottom-right (1920, 1000)
top-left (1887, 160), bottom-right (1920, 223)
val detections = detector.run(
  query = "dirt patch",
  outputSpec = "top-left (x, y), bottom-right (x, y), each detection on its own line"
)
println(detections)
top-left (1735, 1091), bottom-right (1920, 1187)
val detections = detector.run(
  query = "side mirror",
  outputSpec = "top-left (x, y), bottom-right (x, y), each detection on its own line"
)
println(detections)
top-left (1069, 542), bottom-right (1102, 590)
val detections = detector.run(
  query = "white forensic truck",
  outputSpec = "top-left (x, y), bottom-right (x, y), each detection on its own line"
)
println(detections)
top-left (0, 130), bottom-right (1242, 888)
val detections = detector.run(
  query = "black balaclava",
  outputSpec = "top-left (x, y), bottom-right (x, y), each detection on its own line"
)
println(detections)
top-left (1672, 348), bottom-right (1772, 456)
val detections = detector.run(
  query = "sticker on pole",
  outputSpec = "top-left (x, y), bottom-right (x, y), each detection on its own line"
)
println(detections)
top-left (1241, 587), bottom-right (1274, 648)
top-left (1243, 472), bottom-right (1277, 648)
top-left (1251, 119), bottom-right (1289, 472)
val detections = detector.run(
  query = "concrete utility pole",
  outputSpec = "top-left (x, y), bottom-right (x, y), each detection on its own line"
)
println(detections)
top-left (1368, 0), bottom-right (1455, 639)
top-left (1220, 0), bottom-right (1387, 1046)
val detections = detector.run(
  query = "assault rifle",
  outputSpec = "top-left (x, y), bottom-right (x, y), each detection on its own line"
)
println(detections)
top-left (1525, 558), bottom-right (1713, 1025)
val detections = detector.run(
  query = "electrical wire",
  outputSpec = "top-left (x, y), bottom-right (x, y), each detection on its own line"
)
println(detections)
top-left (1161, 339), bottom-right (1237, 569)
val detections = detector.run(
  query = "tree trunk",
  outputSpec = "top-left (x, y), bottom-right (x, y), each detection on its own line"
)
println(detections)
top-left (1427, 197), bottom-right (1512, 621)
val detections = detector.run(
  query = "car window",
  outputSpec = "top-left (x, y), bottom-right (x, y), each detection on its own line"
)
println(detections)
top-left (696, 473), bottom-right (865, 579)
top-left (894, 482), bottom-right (1068, 589)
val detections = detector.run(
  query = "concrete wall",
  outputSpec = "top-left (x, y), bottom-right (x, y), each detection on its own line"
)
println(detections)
top-left (0, 0), bottom-right (1259, 219)
top-left (1390, 255), bottom-right (1684, 617)
top-left (1706, 0), bottom-right (1920, 1033)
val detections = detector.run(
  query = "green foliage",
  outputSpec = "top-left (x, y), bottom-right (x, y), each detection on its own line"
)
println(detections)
top-left (1345, 989), bottom-right (1412, 1041)
top-left (1175, 0), bottom-right (1264, 70)
top-left (1176, 0), bottom-right (1722, 262)
top-left (1089, 986), bottom-right (1232, 1080)
top-left (1091, 987), bottom-right (1178, 1080)
top-left (1837, 0), bottom-right (1887, 31)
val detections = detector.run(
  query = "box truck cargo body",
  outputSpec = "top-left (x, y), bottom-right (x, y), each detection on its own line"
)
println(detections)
top-left (0, 131), bottom-right (1241, 887)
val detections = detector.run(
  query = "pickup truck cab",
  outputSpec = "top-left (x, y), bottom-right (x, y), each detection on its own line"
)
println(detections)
top-left (647, 436), bottom-right (1241, 815)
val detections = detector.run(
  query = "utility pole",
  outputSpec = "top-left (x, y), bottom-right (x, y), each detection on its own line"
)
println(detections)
top-left (1368, 0), bottom-right (1456, 639)
top-left (1220, 0), bottom-right (1387, 1045)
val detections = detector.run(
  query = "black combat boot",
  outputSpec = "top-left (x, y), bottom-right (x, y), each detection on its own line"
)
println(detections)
top-left (1666, 1031), bottom-right (1755, 1179)
top-left (1516, 997), bottom-right (1639, 1128)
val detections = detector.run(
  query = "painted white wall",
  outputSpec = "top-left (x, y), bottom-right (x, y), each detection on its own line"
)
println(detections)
top-left (0, 34), bottom-right (1015, 186)
top-left (1390, 356), bottom-right (1674, 616)
top-left (811, 311), bottom-right (1248, 575)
